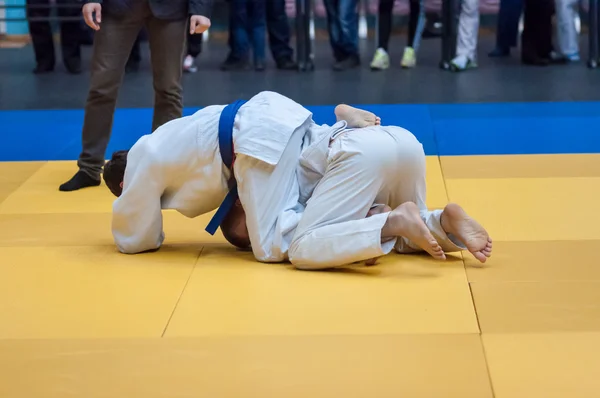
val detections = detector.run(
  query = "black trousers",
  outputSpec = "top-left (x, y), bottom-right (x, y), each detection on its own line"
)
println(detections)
top-left (266, 0), bottom-right (293, 61)
top-left (26, 0), bottom-right (82, 68)
top-left (377, 0), bottom-right (423, 50)
top-left (521, 0), bottom-right (553, 59)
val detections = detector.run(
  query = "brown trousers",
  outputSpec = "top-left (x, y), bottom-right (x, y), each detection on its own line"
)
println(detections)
top-left (78, 0), bottom-right (188, 179)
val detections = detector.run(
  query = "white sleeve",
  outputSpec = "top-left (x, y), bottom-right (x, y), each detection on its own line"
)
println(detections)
top-left (111, 152), bottom-right (165, 254)
top-left (233, 126), bottom-right (306, 262)
top-left (233, 155), bottom-right (302, 263)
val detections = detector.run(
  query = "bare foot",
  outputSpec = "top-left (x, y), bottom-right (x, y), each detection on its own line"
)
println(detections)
top-left (382, 202), bottom-right (446, 260)
top-left (440, 203), bottom-right (492, 263)
top-left (335, 104), bottom-right (381, 128)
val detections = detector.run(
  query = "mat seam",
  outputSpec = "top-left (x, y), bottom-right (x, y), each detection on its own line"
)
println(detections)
top-left (161, 246), bottom-right (204, 337)
top-left (471, 284), bottom-right (497, 398)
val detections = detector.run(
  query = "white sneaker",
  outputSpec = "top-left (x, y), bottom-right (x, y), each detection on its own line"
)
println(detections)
top-left (183, 55), bottom-right (197, 73)
top-left (401, 47), bottom-right (416, 68)
top-left (370, 48), bottom-right (390, 70)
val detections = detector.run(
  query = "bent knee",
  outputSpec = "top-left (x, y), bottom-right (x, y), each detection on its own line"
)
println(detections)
top-left (289, 237), bottom-right (334, 271)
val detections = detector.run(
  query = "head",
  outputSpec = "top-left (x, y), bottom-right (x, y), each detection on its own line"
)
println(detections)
top-left (220, 199), bottom-right (251, 250)
top-left (103, 150), bottom-right (129, 197)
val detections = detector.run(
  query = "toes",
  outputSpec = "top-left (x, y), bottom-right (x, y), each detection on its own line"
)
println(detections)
top-left (430, 242), bottom-right (446, 260)
top-left (473, 251), bottom-right (487, 263)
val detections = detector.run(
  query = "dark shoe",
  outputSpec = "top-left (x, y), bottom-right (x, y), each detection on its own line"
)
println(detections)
top-left (33, 64), bottom-right (54, 74)
top-left (220, 56), bottom-right (252, 71)
top-left (59, 170), bottom-right (101, 192)
top-left (276, 57), bottom-right (298, 70)
top-left (488, 47), bottom-right (510, 57)
top-left (254, 60), bottom-right (266, 71)
top-left (65, 58), bottom-right (82, 75)
top-left (333, 55), bottom-right (360, 71)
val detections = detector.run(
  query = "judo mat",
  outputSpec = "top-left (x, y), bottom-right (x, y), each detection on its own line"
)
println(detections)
top-left (1, 102), bottom-right (600, 397)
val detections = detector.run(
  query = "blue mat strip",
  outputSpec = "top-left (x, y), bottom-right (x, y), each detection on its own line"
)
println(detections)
top-left (1, 102), bottom-right (600, 161)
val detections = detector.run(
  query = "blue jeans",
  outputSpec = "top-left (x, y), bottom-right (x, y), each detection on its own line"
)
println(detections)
top-left (323, 0), bottom-right (359, 60)
top-left (230, 0), bottom-right (266, 62)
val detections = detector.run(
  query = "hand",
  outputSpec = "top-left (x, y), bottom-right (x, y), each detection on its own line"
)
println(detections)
top-left (82, 3), bottom-right (102, 31)
top-left (190, 15), bottom-right (211, 34)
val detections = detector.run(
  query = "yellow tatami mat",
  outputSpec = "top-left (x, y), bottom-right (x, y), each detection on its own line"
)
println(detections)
top-left (0, 155), bottom-right (598, 397)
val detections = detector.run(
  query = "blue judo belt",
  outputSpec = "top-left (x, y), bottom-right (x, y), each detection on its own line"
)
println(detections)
top-left (205, 99), bottom-right (248, 235)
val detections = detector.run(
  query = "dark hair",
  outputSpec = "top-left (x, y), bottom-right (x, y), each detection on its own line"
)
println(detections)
top-left (220, 201), bottom-right (251, 250)
top-left (103, 150), bottom-right (129, 197)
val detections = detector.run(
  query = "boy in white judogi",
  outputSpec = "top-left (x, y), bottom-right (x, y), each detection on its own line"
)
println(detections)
top-left (102, 91), bottom-right (379, 259)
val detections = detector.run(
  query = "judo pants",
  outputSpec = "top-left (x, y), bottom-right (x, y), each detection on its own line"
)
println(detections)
top-left (456, 0), bottom-right (480, 60)
top-left (288, 125), bottom-right (465, 270)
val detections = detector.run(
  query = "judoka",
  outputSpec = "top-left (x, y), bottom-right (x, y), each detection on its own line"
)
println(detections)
top-left (102, 91), bottom-right (379, 257)
top-left (286, 123), bottom-right (493, 269)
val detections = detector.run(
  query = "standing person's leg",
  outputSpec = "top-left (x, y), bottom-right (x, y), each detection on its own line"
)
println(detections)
top-left (183, 31), bottom-right (203, 73)
top-left (221, 0), bottom-right (252, 70)
top-left (332, 0), bottom-right (360, 70)
top-left (401, 0), bottom-right (426, 68)
top-left (145, 13), bottom-right (188, 132)
top-left (555, 0), bottom-right (580, 60)
top-left (450, 0), bottom-right (480, 71)
top-left (60, 6), bottom-right (146, 191)
top-left (56, 0), bottom-right (82, 73)
top-left (490, 0), bottom-right (523, 56)
top-left (249, 0), bottom-right (267, 70)
top-left (323, 0), bottom-right (344, 61)
top-left (522, 0), bottom-right (552, 64)
top-left (265, 0), bottom-right (296, 68)
top-left (370, 0), bottom-right (393, 70)
top-left (27, 0), bottom-right (55, 73)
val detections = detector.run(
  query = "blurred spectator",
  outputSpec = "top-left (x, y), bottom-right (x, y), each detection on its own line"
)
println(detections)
top-left (27, 0), bottom-right (82, 74)
top-left (221, 0), bottom-right (266, 71)
top-left (324, 0), bottom-right (360, 70)
top-left (266, 0), bottom-right (297, 69)
top-left (450, 0), bottom-right (479, 71)
top-left (489, 0), bottom-right (522, 57)
top-left (370, 0), bottom-right (427, 70)
top-left (521, 0), bottom-right (553, 65)
top-left (59, 0), bottom-right (212, 192)
top-left (553, 0), bottom-right (580, 62)
top-left (184, 32), bottom-right (204, 72)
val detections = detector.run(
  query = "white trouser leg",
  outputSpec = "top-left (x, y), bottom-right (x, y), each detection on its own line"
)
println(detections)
top-left (455, 0), bottom-right (480, 60)
top-left (234, 120), bottom-right (347, 263)
top-left (289, 126), bottom-right (464, 270)
top-left (555, 0), bottom-right (579, 56)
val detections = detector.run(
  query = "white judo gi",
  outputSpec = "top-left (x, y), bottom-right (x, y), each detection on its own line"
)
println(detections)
top-left (112, 91), bottom-right (344, 258)
top-left (288, 125), bottom-right (467, 270)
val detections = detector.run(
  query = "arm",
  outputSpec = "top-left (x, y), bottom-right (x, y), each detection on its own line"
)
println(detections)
top-left (111, 152), bottom-right (166, 254)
